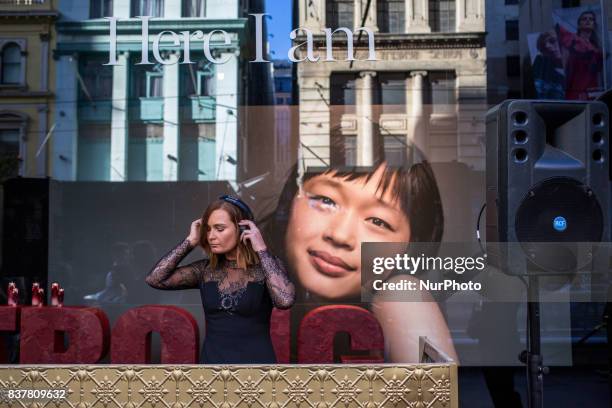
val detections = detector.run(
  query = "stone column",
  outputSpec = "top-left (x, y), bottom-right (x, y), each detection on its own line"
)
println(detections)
top-left (215, 52), bottom-right (238, 182)
top-left (409, 71), bottom-right (427, 155)
top-left (406, 0), bottom-right (430, 33)
top-left (357, 71), bottom-right (376, 166)
top-left (162, 51), bottom-right (180, 181)
top-left (354, 0), bottom-right (378, 31)
top-left (110, 52), bottom-right (129, 181)
top-left (456, 0), bottom-right (484, 32)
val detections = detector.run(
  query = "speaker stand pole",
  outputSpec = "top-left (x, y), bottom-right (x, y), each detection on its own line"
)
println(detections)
top-left (525, 275), bottom-right (547, 408)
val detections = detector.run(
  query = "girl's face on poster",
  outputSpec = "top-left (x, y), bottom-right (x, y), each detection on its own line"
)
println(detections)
top-left (285, 165), bottom-right (411, 300)
top-left (206, 209), bottom-right (239, 254)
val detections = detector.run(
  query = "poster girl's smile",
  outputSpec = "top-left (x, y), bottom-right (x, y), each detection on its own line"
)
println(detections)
top-left (307, 249), bottom-right (357, 277)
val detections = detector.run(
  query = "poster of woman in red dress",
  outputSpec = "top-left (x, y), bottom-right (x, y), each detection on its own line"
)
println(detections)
top-left (554, 6), bottom-right (605, 100)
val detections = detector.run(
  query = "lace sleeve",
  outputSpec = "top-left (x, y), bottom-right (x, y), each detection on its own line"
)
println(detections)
top-left (145, 239), bottom-right (206, 290)
top-left (257, 250), bottom-right (295, 309)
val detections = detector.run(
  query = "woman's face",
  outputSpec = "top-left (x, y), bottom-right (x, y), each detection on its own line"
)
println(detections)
top-left (206, 209), bottom-right (239, 254)
top-left (579, 13), bottom-right (595, 32)
top-left (285, 165), bottom-right (411, 300)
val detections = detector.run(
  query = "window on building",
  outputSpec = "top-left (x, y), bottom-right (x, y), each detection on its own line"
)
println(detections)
top-left (505, 0), bottom-right (518, 4)
top-left (378, 73), bottom-right (406, 114)
top-left (505, 20), bottom-right (518, 41)
top-left (132, 0), bottom-right (164, 17)
top-left (183, 61), bottom-right (215, 97)
top-left (429, 0), bottom-right (455, 32)
top-left (330, 73), bottom-right (357, 113)
top-left (146, 71), bottom-right (163, 97)
top-left (377, 0), bottom-right (405, 33)
top-left (90, 0), bottom-right (113, 18)
top-left (133, 63), bottom-right (164, 97)
top-left (326, 0), bottom-right (354, 29)
top-left (0, 128), bottom-right (20, 180)
top-left (383, 135), bottom-right (405, 167)
top-left (275, 77), bottom-right (291, 93)
top-left (1, 43), bottom-right (22, 85)
top-left (196, 71), bottom-right (214, 96)
top-left (79, 56), bottom-right (113, 100)
top-left (429, 71), bottom-right (456, 115)
top-left (183, 0), bottom-right (205, 17)
top-left (506, 55), bottom-right (521, 77)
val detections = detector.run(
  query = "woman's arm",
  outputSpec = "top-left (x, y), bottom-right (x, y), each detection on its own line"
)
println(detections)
top-left (258, 250), bottom-right (296, 309)
top-left (145, 239), bottom-right (204, 290)
top-left (555, 23), bottom-right (574, 49)
top-left (238, 219), bottom-right (296, 309)
top-left (372, 276), bottom-right (458, 363)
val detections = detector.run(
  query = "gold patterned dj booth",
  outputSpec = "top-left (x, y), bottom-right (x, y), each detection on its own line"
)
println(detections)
top-left (0, 363), bottom-right (457, 408)
top-left (0, 336), bottom-right (457, 407)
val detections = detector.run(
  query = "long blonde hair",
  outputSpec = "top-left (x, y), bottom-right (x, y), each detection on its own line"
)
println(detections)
top-left (199, 199), bottom-right (259, 269)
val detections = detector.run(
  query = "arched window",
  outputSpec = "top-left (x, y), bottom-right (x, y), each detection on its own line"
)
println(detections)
top-left (1, 43), bottom-right (22, 85)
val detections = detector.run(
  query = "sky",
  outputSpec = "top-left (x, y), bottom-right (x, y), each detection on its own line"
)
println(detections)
top-left (264, 0), bottom-right (293, 60)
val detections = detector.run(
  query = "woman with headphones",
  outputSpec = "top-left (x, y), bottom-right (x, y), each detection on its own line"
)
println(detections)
top-left (146, 195), bottom-right (295, 364)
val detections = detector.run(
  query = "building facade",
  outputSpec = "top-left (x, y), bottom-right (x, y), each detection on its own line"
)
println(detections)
top-left (294, 0), bottom-right (487, 171)
top-left (52, 0), bottom-right (272, 185)
top-left (0, 0), bottom-right (57, 181)
top-left (272, 59), bottom-right (295, 182)
top-left (486, 0), bottom-right (520, 104)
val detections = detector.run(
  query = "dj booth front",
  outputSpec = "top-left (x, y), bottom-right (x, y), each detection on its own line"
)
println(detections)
top-left (0, 306), bottom-right (458, 407)
top-left (0, 363), bottom-right (458, 407)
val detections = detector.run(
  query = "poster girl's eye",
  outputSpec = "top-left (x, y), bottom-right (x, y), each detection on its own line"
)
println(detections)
top-left (306, 194), bottom-right (338, 212)
top-left (367, 217), bottom-right (395, 231)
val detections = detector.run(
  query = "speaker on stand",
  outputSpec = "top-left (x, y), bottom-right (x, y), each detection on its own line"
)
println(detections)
top-left (597, 89), bottom-right (612, 408)
top-left (486, 100), bottom-right (610, 408)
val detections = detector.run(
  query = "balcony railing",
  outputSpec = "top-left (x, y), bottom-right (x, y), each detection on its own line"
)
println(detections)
top-left (190, 96), bottom-right (216, 122)
top-left (140, 97), bottom-right (164, 122)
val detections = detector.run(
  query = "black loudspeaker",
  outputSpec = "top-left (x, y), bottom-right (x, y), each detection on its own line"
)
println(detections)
top-left (486, 100), bottom-right (610, 274)
top-left (597, 89), bottom-right (612, 182)
top-left (1, 178), bottom-right (49, 303)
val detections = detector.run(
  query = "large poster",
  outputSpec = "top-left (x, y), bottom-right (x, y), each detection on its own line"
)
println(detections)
top-left (529, 5), bottom-right (606, 100)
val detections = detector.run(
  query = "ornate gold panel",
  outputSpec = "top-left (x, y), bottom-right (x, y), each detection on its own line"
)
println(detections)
top-left (0, 364), bottom-right (457, 407)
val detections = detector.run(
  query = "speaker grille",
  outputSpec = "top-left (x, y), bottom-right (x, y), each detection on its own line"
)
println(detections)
top-left (515, 177), bottom-right (603, 243)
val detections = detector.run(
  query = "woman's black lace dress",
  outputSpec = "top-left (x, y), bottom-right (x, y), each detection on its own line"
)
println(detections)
top-left (146, 239), bottom-right (295, 364)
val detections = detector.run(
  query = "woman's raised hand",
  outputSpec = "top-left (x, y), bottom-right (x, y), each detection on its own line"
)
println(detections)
top-left (239, 220), bottom-right (267, 252)
top-left (187, 219), bottom-right (203, 247)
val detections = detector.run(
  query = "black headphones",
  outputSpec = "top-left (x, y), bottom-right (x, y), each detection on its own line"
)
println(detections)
top-left (219, 195), bottom-right (254, 221)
